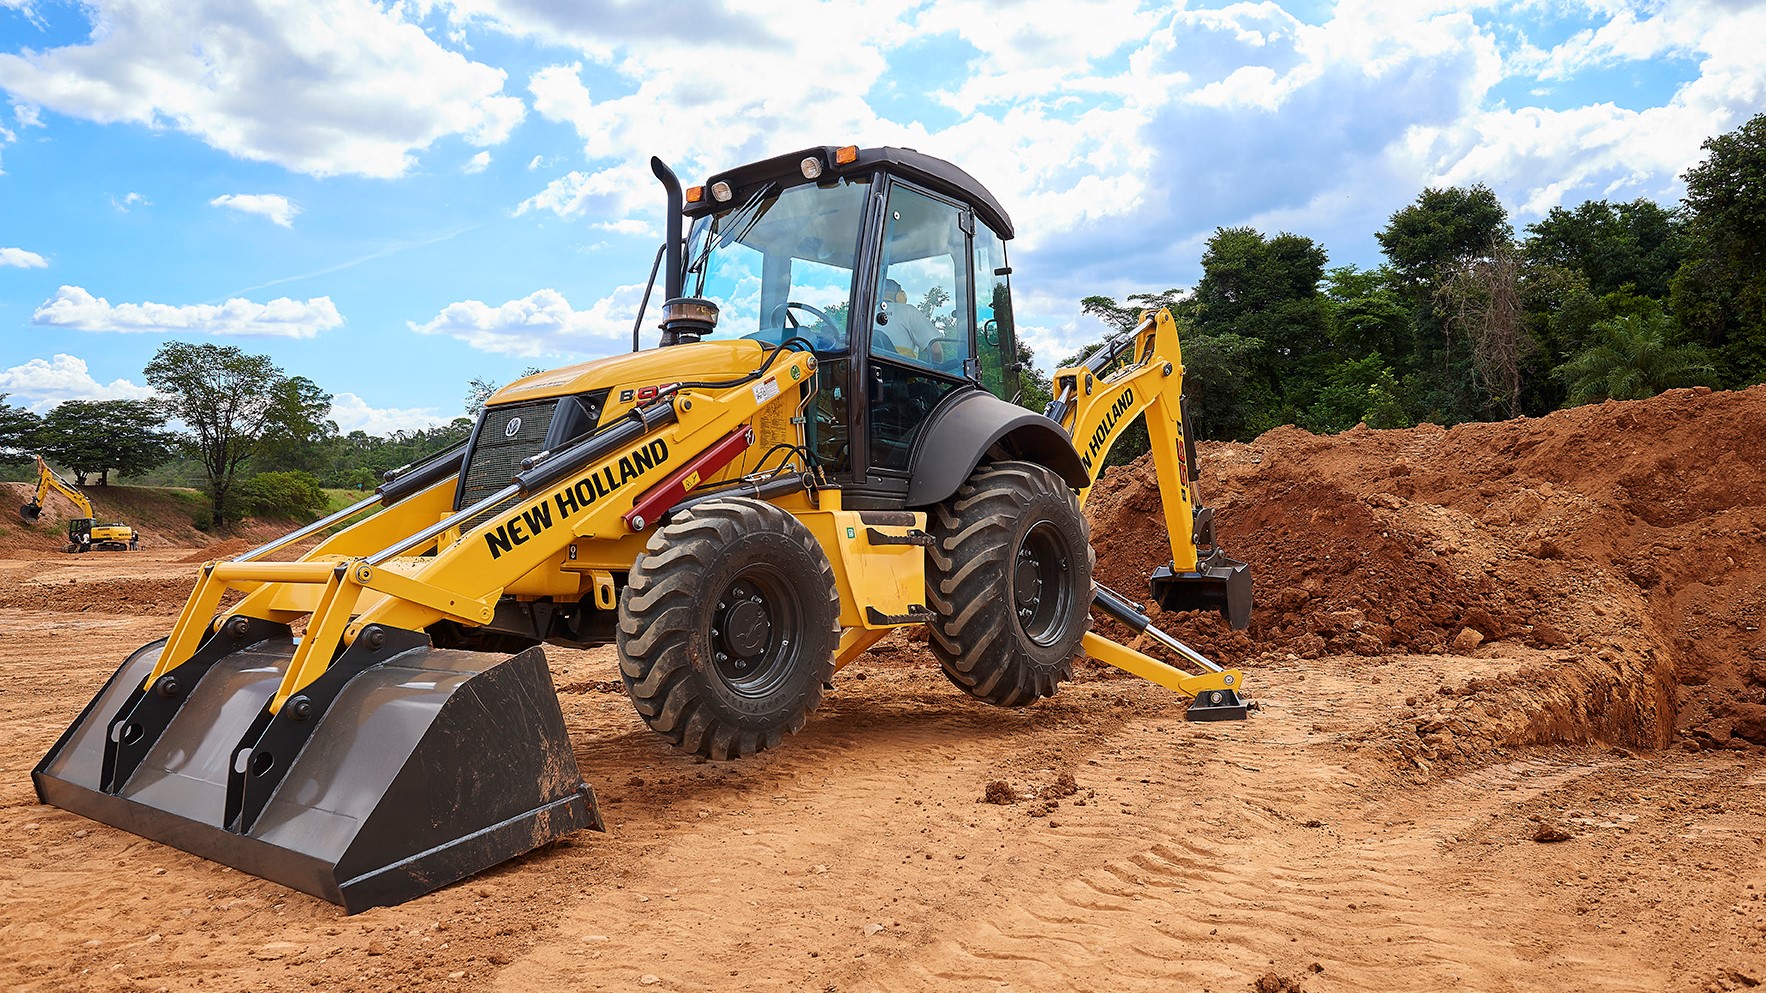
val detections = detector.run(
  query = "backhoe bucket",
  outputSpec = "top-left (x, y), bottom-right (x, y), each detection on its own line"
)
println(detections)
top-left (34, 627), bottom-right (600, 913)
top-left (1149, 550), bottom-right (1253, 630)
top-left (19, 501), bottom-right (40, 522)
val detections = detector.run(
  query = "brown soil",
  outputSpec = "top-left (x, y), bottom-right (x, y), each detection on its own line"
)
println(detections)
top-left (2, 387), bottom-right (1765, 992)
top-left (0, 482), bottom-right (295, 558)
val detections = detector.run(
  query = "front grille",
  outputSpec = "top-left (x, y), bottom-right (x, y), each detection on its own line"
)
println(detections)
top-left (458, 400), bottom-right (558, 524)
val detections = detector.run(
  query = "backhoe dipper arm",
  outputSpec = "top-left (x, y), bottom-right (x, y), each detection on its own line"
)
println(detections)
top-left (1046, 308), bottom-right (1252, 630)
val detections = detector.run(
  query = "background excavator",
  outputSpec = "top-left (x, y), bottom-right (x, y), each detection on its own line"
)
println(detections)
top-left (19, 453), bottom-right (139, 552)
top-left (35, 145), bottom-right (1253, 912)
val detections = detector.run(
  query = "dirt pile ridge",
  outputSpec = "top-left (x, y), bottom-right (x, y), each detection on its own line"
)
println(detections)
top-left (1086, 384), bottom-right (1766, 759)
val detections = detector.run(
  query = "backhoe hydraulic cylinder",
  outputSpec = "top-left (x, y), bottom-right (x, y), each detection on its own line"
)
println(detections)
top-left (1091, 583), bottom-right (1223, 673)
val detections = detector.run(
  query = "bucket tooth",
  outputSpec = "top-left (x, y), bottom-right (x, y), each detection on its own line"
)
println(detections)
top-left (36, 635), bottom-right (599, 912)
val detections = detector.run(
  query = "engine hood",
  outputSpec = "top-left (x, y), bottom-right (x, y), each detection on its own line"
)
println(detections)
top-left (487, 340), bottom-right (770, 415)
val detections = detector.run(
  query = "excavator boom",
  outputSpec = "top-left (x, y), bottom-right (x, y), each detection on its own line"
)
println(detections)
top-left (19, 454), bottom-right (138, 552)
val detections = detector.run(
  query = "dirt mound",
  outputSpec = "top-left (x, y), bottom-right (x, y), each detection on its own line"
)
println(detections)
top-left (1086, 384), bottom-right (1766, 755)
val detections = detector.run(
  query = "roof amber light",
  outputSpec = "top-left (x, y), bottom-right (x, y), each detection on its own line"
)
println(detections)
top-left (685, 185), bottom-right (705, 204)
top-left (711, 181), bottom-right (733, 202)
top-left (834, 145), bottom-right (859, 165)
top-left (800, 156), bottom-right (823, 179)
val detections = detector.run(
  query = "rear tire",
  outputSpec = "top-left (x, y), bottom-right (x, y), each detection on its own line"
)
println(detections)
top-left (926, 461), bottom-right (1092, 706)
top-left (618, 498), bottom-right (839, 760)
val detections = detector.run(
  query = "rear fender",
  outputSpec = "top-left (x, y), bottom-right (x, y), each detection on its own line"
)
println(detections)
top-left (904, 389), bottom-right (1088, 506)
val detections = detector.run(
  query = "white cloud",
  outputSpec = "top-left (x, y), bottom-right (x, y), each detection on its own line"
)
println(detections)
top-left (408, 286), bottom-right (645, 358)
top-left (13, 102), bottom-right (41, 128)
top-left (594, 218), bottom-right (655, 237)
top-left (110, 191), bottom-right (148, 212)
top-left (0, 354), bottom-right (157, 410)
top-left (329, 392), bottom-right (454, 435)
top-left (0, 246), bottom-right (47, 268)
top-left (463, 150), bottom-right (491, 174)
top-left (526, 153), bottom-right (550, 171)
top-left (0, 0), bottom-right (525, 179)
top-left (32, 285), bottom-right (344, 338)
top-left (209, 193), bottom-right (300, 228)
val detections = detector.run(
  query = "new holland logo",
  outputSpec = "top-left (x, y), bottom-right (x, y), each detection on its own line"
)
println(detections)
top-left (1079, 386), bottom-right (1135, 470)
top-left (483, 438), bottom-right (671, 560)
top-left (504, 417), bottom-right (523, 438)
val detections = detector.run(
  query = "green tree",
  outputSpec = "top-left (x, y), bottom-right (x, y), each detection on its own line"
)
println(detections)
top-left (33, 399), bottom-right (175, 485)
top-left (1673, 111), bottom-right (1766, 386)
top-left (1377, 185), bottom-right (1516, 422)
top-left (1324, 265), bottom-right (1412, 360)
top-left (1191, 227), bottom-right (1332, 437)
top-left (1301, 354), bottom-right (1410, 432)
top-left (237, 470), bottom-right (329, 520)
top-left (0, 394), bottom-right (39, 465)
top-left (253, 376), bottom-right (337, 477)
top-left (1556, 311), bottom-right (1717, 404)
top-left (1523, 199), bottom-right (1685, 299)
top-left (145, 342), bottom-right (325, 527)
top-left (1376, 185), bottom-right (1513, 287)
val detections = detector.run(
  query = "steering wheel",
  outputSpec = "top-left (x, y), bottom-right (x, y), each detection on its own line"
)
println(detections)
top-left (769, 301), bottom-right (841, 345)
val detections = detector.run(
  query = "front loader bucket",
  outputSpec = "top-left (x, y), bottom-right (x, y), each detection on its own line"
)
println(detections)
top-left (34, 629), bottom-right (600, 913)
top-left (1149, 550), bottom-right (1253, 630)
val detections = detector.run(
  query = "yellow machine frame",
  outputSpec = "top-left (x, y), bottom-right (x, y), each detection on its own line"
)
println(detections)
top-left (144, 311), bottom-right (1241, 724)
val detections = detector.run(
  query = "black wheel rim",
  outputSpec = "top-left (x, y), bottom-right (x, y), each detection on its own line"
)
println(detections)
top-left (710, 564), bottom-right (803, 698)
top-left (1013, 520), bottom-right (1076, 647)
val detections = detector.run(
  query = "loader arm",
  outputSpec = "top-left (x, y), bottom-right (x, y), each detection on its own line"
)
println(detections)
top-left (150, 345), bottom-right (822, 715)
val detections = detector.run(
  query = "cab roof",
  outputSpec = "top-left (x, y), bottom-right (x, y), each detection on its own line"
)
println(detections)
top-left (684, 145), bottom-right (1014, 241)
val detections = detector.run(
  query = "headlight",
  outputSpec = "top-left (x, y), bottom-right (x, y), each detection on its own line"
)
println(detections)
top-left (800, 156), bottom-right (824, 180)
top-left (711, 181), bottom-right (733, 202)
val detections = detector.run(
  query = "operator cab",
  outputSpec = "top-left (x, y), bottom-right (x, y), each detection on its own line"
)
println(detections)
top-left (671, 145), bottom-right (1020, 504)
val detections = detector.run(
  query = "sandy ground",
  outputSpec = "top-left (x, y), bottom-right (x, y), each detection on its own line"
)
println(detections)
top-left (3, 384), bottom-right (1766, 992)
top-left (0, 552), bottom-right (1763, 993)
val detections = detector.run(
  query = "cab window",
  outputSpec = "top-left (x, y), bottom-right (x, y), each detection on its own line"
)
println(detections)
top-left (869, 185), bottom-right (971, 376)
top-left (972, 223), bottom-right (1016, 400)
top-left (686, 177), bottom-right (870, 353)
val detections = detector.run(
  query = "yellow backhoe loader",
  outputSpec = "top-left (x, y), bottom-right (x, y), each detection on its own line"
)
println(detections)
top-left (36, 145), bottom-right (1253, 912)
top-left (19, 454), bottom-right (139, 552)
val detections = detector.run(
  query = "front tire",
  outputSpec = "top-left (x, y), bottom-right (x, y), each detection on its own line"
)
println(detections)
top-left (618, 498), bottom-right (840, 759)
top-left (926, 461), bottom-right (1092, 706)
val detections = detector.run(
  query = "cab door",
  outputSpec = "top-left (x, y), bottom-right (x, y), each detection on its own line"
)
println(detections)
top-left (863, 181), bottom-right (976, 480)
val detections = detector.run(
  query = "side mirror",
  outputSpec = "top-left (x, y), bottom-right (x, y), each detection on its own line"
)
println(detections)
top-left (981, 319), bottom-right (1000, 347)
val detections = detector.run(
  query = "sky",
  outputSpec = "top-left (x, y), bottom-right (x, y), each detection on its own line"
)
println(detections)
top-left (0, 0), bottom-right (1761, 435)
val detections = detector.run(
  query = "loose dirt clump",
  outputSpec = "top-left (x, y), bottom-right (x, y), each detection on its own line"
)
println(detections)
top-left (982, 780), bottom-right (1019, 804)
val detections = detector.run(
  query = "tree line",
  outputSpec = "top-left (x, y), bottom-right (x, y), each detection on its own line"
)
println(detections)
top-left (0, 341), bottom-right (473, 527)
top-left (1072, 111), bottom-right (1766, 454)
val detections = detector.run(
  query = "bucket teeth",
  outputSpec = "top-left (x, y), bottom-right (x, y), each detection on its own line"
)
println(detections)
top-left (35, 631), bottom-right (597, 912)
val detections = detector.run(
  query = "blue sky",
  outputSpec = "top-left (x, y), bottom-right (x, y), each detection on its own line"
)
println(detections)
top-left (0, 0), bottom-right (1761, 434)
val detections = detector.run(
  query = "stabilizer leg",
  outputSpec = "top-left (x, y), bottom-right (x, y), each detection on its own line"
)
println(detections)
top-left (1088, 583), bottom-right (1252, 721)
